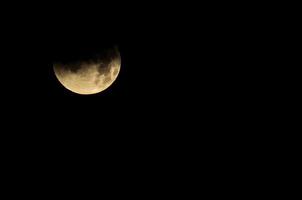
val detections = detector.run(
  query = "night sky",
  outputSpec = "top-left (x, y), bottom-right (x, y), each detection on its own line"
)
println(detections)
top-left (0, 3), bottom-right (278, 192)
top-left (1, 2), bottom-right (260, 154)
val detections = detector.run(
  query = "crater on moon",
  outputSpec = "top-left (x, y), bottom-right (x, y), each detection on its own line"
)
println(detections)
top-left (53, 46), bottom-right (121, 95)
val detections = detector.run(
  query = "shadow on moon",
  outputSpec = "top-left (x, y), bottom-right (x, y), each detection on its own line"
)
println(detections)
top-left (53, 45), bottom-right (121, 95)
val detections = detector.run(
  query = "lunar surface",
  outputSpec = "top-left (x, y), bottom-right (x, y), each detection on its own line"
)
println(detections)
top-left (53, 47), bottom-right (121, 95)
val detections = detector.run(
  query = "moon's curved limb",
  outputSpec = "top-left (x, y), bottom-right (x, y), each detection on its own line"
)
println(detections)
top-left (53, 48), bottom-right (121, 95)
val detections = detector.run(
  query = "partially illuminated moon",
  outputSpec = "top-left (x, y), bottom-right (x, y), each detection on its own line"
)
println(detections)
top-left (53, 47), bottom-right (121, 95)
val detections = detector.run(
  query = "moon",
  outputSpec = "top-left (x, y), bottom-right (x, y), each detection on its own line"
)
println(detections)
top-left (53, 46), bottom-right (121, 95)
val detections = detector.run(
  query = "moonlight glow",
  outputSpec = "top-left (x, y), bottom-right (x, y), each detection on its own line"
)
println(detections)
top-left (53, 47), bottom-right (121, 95)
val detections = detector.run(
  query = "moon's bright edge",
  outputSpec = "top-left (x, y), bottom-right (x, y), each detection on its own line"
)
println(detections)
top-left (53, 51), bottom-right (121, 95)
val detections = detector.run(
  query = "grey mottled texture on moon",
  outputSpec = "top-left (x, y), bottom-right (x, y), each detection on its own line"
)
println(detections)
top-left (53, 47), bottom-right (121, 95)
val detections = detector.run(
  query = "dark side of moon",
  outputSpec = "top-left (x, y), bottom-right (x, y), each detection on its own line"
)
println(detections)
top-left (53, 46), bottom-right (121, 95)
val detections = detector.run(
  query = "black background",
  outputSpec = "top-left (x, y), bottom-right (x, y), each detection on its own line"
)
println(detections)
top-left (1, 2), bottom-right (263, 156)
top-left (0, 2), bottom-right (286, 194)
